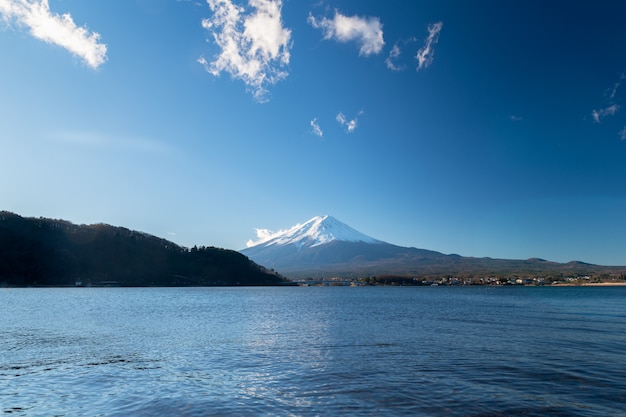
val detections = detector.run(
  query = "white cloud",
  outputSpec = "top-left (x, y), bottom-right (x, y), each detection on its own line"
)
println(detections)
top-left (0, 0), bottom-right (107, 69)
top-left (591, 76), bottom-right (624, 137)
top-left (510, 115), bottom-right (523, 121)
top-left (385, 43), bottom-right (402, 71)
top-left (308, 10), bottom-right (384, 56)
top-left (310, 117), bottom-right (323, 137)
top-left (246, 227), bottom-right (277, 247)
top-left (200, 0), bottom-right (292, 102)
top-left (385, 38), bottom-right (417, 71)
top-left (609, 82), bottom-right (621, 100)
top-left (592, 104), bottom-right (619, 123)
top-left (336, 110), bottom-right (362, 133)
top-left (607, 73), bottom-right (624, 99)
top-left (416, 21), bottom-right (442, 71)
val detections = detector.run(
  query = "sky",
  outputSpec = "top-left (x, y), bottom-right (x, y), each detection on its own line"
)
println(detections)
top-left (1, 0), bottom-right (626, 266)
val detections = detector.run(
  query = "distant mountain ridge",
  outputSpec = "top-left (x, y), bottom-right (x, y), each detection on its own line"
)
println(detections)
top-left (241, 215), bottom-right (626, 280)
top-left (0, 212), bottom-right (288, 287)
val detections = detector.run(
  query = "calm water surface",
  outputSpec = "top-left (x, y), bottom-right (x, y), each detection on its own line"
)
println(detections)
top-left (1, 286), bottom-right (625, 416)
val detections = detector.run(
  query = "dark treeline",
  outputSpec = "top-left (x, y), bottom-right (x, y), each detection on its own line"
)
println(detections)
top-left (0, 212), bottom-right (289, 287)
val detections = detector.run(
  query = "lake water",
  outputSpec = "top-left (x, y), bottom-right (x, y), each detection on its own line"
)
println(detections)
top-left (1, 286), bottom-right (625, 416)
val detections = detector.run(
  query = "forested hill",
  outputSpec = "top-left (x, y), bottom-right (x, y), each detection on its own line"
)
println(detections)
top-left (0, 212), bottom-right (289, 287)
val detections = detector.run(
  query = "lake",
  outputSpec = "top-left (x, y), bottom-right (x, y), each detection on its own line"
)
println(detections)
top-left (1, 286), bottom-right (625, 416)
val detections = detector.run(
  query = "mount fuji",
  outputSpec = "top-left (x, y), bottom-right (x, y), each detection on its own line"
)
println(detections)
top-left (241, 215), bottom-right (613, 279)
top-left (246, 215), bottom-right (383, 249)
top-left (240, 215), bottom-right (448, 278)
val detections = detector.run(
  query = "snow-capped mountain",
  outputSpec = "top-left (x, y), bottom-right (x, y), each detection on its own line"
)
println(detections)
top-left (241, 215), bottom-right (614, 280)
top-left (241, 215), bottom-right (447, 278)
top-left (247, 215), bottom-right (384, 249)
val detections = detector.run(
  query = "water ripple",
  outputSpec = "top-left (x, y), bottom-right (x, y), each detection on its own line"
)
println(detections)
top-left (2, 287), bottom-right (625, 416)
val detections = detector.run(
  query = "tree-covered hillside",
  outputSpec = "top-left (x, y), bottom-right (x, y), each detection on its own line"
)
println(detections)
top-left (0, 212), bottom-right (289, 287)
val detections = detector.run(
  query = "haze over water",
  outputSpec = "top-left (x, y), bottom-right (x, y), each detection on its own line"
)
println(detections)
top-left (2, 286), bottom-right (625, 416)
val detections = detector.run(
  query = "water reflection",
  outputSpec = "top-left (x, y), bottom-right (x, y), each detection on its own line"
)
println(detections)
top-left (2, 287), bottom-right (625, 416)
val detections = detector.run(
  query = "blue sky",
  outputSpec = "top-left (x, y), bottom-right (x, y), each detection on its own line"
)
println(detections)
top-left (1, 0), bottom-right (626, 265)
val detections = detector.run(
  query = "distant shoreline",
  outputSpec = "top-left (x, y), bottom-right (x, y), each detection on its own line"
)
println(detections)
top-left (551, 282), bottom-right (626, 287)
top-left (3, 281), bottom-right (626, 289)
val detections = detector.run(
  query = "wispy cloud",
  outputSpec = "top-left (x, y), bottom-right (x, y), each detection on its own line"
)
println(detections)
top-left (308, 10), bottom-right (384, 56)
top-left (385, 37), bottom-right (417, 71)
top-left (0, 0), bottom-right (107, 69)
top-left (310, 117), bottom-right (323, 137)
top-left (609, 82), bottom-right (620, 100)
top-left (47, 129), bottom-right (172, 154)
top-left (592, 74), bottom-right (623, 125)
top-left (416, 21), bottom-right (442, 71)
top-left (607, 73), bottom-right (624, 100)
top-left (385, 43), bottom-right (402, 71)
top-left (592, 104), bottom-right (619, 123)
top-left (199, 0), bottom-right (292, 102)
top-left (590, 75), bottom-right (626, 140)
top-left (336, 110), bottom-right (363, 133)
top-left (510, 115), bottom-right (523, 122)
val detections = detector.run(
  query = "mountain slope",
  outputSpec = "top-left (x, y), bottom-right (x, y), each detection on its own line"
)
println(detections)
top-left (241, 215), bottom-right (625, 279)
top-left (0, 212), bottom-right (289, 287)
top-left (241, 215), bottom-right (449, 277)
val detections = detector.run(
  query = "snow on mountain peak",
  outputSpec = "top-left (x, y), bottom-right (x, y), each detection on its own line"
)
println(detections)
top-left (246, 215), bottom-right (383, 249)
